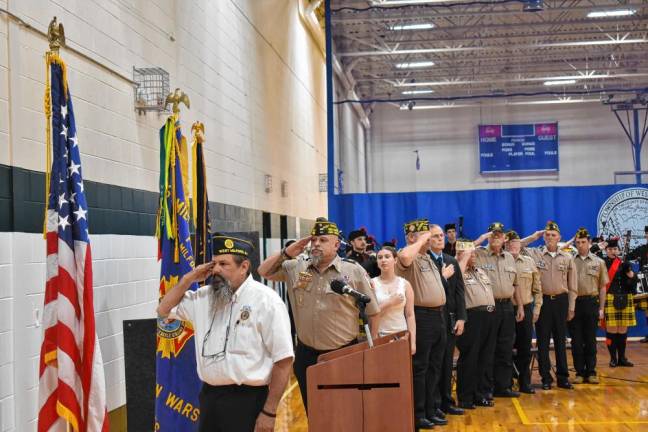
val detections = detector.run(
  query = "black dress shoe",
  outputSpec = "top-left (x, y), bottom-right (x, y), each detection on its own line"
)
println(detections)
top-left (494, 389), bottom-right (520, 398)
top-left (541, 382), bottom-right (552, 390)
top-left (475, 398), bottom-right (495, 407)
top-left (430, 416), bottom-right (448, 426)
top-left (458, 402), bottom-right (475, 410)
top-left (609, 359), bottom-right (618, 368)
top-left (485, 392), bottom-right (494, 401)
top-left (641, 336), bottom-right (648, 343)
top-left (618, 358), bottom-right (634, 367)
top-left (433, 409), bottom-right (446, 419)
top-left (415, 418), bottom-right (435, 429)
top-left (519, 386), bottom-right (536, 394)
top-left (441, 405), bottom-right (464, 415)
top-left (557, 381), bottom-right (573, 389)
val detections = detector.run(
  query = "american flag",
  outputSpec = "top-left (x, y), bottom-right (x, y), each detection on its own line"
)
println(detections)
top-left (38, 57), bottom-right (108, 432)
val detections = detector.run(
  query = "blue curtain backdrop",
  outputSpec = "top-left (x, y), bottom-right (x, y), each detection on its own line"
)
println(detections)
top-left (328, 183), bottom-right (648, 336)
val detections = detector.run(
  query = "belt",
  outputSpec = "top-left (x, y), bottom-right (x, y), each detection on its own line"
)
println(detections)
top-left (543, 293), bottom-right (567, 300)
top-left (495, 298), bottom-right (511, 303)
top-left (297, 339), bottom-right (358, 356)
top-left (414, 305), bottom-right (445, 312)
top-left (468, 305), bottom-right (495, 313)
top-left (576, 295), bottom-right (598, 300)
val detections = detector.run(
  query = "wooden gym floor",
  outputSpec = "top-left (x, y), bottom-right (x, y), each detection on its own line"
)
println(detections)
top-left (274, 341), bottom-right (648, 431)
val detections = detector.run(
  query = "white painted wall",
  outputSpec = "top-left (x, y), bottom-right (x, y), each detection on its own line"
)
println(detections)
top-left (0, 0), bottom-right (327, 217)
top-left (368, 101), bottom-right (648, 193)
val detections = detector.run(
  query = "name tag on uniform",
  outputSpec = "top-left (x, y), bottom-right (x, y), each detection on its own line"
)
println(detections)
top-left (239, 305), bottom-right (252, 322)
top-left (481, 264), bottom-right (495, 271)
top-left (419, 260), bottom-right (433, 272)
top-left (296, 271), bottom-right (313, 290)
top-left (536, 260), bottom-right (547, 270)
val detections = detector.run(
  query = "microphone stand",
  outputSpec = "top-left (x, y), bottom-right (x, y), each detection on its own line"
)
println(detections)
top-left (357, 299), bottom-right (374, 349)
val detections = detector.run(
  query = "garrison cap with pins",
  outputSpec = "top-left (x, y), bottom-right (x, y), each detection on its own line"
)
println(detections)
top-left (575, 227), bottom-right (590, 239)
top-left (404, 218), bottom-right (430, 234)
top-left (488, 221), bottom-right (505, 233)
top-left (545, 220), bottom-right (560, 233)
top-left (212, 234), bottom-right (254, 257)
top-left (311, 217), bottom-right (340, 236)
top-left (505, 230), bottom-right (520, 241)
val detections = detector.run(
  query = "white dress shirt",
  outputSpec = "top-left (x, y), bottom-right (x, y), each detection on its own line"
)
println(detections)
top-left (172, 275), bottom-right (294, 386)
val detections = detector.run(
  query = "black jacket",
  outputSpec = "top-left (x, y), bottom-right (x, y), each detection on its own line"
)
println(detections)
top-left (428, 251), bottom-right (467, 321)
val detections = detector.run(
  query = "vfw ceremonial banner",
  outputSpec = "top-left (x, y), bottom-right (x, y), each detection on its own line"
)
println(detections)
top-left (38, 53), bottom-right (109, 432)
top-left (154, 116), bottom-right (202, 430)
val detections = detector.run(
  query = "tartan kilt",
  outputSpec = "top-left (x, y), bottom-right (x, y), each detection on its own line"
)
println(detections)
top-left (604, 293), bottom-right (636, 327)
top-left (633, 296), bottom-right (648, 311)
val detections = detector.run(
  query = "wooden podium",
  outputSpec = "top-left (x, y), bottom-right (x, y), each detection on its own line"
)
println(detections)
top-left (307, 331), bottom-right (414, 432)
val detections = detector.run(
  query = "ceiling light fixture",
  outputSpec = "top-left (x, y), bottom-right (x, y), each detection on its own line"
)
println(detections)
top-left (390, 23), bottom-right (435, 31)
top-left (543, 79), bottom-right (577, 86)
top-left (587, 9), bottom-right (636, 18)
top-left (402, 89), bottom-right (435, 94)
top-left (395, 61), bottom-right (435, 69)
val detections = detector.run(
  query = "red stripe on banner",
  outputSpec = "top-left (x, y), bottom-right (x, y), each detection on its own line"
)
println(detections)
top-left (57, 267), bottom-right (81, 319)
top-left (38, 389), bottom-right (59, 432)
top-left (58, 324), bottom-right (83, 375)
top-left (58, 379), bottom-right (84, 431)
top-left (46, 231), bottom-right (59, 255)
top-left (101, 410), bottom-right (110, 432)
top-left (44, 276), bottom-right (59, 304)
top-left (81, 247), bottom-right (101, 428)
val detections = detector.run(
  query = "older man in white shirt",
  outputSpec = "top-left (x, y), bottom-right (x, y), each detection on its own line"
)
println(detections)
top-left (158, 235), bottom-right (294, 432)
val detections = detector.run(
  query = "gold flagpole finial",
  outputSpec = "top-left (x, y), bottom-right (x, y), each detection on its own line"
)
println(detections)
top-left (191, 121), bottom-right (205, 142)
top-left (165, 88), bottom-right (190, 115)
top-left (47, 16), bottom-right (65, 53)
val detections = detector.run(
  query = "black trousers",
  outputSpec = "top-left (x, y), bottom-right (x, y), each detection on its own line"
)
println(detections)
top-left (412, 306), bottom-right (447, 420)
top-left (513, 303), bottom-right (534, 389)
top-left (198, 383), bottom-right (268, 432)
top-left (456, 307), bottom-right (496, 405)
top-left (293, 339), bottom-right (356, 413)
top-left (568, 296), bottom-right (600, 377)
top-left (535, 293), bottom-right (569, 384)
top-left (482, 300), bottom-right (516, 393)
top-left (434, 314), bottom-right (456, 409)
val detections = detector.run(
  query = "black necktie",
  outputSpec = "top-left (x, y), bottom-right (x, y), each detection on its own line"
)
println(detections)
top-left (435, 256), bottom-right (443, 270)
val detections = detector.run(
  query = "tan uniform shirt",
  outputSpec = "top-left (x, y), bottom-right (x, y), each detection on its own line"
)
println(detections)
top-left (512, 254), bottom-right (543, 316)
top-left (462, 267), bottom-right (496, 309)
top-left (574, 253), bottom-right (609, 296)
top-left (396, 253), bottom-right (446, 307)
top-left (474, 247), bottom-right (518, 300)
top-left (278, 256), bottom-right (379, 351)
top-left (525, 246), bottom-right (578, 311)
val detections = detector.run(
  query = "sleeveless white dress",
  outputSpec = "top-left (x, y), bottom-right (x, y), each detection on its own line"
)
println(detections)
top-left (373, 276), bottom-right (408, 337)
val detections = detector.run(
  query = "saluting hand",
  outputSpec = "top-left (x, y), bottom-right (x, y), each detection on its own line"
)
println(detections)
top-left (285, 236), bottom-right (311, 258)
top-left (441, 263), bottom-right (455, 279)
top-left (190, 261), bottom-right (215, 283)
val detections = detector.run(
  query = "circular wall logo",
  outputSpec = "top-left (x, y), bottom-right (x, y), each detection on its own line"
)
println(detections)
top-left (597, 187), bottom-right (648, 249)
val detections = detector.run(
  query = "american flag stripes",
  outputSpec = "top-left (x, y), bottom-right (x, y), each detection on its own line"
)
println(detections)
top-left (37, 55), bottom-right (108, 432)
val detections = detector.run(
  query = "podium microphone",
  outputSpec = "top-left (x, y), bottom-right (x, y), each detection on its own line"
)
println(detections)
top-left (330, 280), bottom-right (371, 304)
top-left (330, 279), bottom-right (374, 348)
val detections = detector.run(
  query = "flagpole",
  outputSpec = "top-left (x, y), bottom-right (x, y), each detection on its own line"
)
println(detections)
top-left (43, 16), bottom-right (65, 237)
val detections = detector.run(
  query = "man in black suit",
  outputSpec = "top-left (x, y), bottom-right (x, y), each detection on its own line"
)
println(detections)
top-left (429, 224), bottom-right (467, 417)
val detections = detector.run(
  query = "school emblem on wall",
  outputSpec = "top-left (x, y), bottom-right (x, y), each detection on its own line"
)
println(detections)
top-left (597, 187), bottom-right (648, 249)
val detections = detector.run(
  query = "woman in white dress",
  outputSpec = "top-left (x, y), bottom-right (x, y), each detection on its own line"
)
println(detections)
top-left (372, 246), bottom-right (417, 354)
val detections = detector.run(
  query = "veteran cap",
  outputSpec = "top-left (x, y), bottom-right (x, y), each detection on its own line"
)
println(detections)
top-left (212, 234), bottom-right (254, 257)
top-left (311, 217), bottom-right (340, 236)
top-left (575, 227), bottom-right (590, 239)
top-left (488, 222), bottom-right (505, 233)
top-left (456, 238), bottom-right (475, 252)
top-left (545, 220), bottom-right (560, 233)
top-left (404, 218), bottom-right (430, 234)
top-left (505, 230), bottom-right (520, 241)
